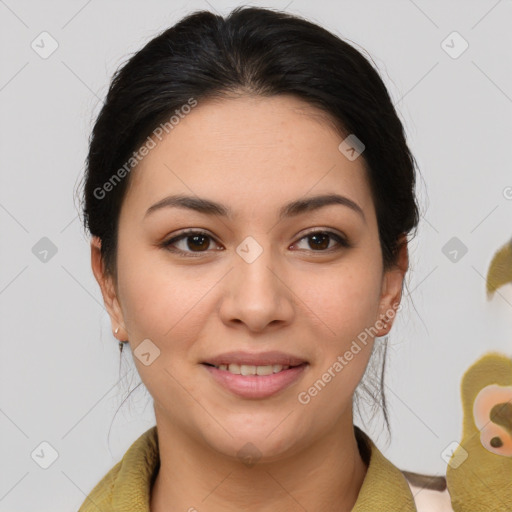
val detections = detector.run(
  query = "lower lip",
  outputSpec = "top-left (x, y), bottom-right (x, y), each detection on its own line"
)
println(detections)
top-left (202, 363), bottom-right (308, 399)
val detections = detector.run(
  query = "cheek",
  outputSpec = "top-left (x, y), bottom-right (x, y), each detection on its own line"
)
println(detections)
top-left (299, 258), bottom-right (382, 343)
top-left (115, 245), bottom-right (210, 348)
top-left (295, 254), bottom-right (382, 400)
top-left (115, 251), bottom-right (214, 412)
top-left (297, 279), bottom-right (378, 416)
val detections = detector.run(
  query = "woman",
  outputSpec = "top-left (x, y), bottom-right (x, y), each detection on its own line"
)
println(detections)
top-left (78, 6), bottom-right (451, 511)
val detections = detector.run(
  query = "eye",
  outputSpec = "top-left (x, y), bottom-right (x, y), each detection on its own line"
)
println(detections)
top-left (291, 230), bottom-right (350, 252)
top-left (161, 230), bottom-right (223, 257)
top-left (161, 228), bottom-right (350, 258)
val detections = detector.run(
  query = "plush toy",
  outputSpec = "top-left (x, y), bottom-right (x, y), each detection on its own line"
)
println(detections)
top-left (442, 238), bottom-right (512, 510)
top-left (445, 353), bottom-right (512, 511)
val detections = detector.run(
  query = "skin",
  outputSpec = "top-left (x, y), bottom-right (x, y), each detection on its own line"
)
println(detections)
top-left (91, 94), bottom-right (408, 512)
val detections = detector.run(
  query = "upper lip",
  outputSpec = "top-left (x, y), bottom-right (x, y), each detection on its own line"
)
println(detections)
top-left (202, 351), bottom-right (307, 367)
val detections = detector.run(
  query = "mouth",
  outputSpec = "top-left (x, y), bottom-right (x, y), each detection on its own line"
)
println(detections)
top-left (200, 351), bottom-right (309, 398)
top-left (200, 358), bottom-right (309, 399)
top-left (201, 361), bottom-right (307, 376)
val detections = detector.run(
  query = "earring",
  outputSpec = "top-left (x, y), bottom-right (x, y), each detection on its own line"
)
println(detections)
top-left (114, 327), bottom-right (126, 353)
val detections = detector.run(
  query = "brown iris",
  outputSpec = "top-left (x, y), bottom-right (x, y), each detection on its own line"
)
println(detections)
top-left (308, 232), bottom-right (330, 250)
top-left (187, 234), bottom-right (210, 251)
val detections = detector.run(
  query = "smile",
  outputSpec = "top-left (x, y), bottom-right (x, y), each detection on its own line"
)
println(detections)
top-left (201, 362), bottom-right (308, 399)
top-left (203, 362), bottom-right (295, 375)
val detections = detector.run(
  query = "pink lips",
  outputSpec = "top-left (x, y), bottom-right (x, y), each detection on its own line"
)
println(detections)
top-left (202, 362), bottom-right (308, 399)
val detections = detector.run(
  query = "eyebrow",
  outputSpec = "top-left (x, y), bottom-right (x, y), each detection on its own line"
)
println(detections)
top-left (144, 193), bottom-right (366, 223)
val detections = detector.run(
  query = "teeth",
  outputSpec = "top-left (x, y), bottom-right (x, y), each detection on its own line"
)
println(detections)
top-left (215, 363), bottom-right (291, 375)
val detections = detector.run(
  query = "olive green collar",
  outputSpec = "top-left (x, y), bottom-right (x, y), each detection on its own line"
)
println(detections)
top-left (79, 425), bottom-right (416, 511)
top-left (352, 425), bottom-right (417, 511)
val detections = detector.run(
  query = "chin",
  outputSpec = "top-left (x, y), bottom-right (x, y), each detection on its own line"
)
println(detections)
top-left (196, 413), bottom-right (311, 465)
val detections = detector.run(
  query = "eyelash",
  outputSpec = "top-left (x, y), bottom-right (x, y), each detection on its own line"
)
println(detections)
top-left (161, 229), bottom-right (351, 258)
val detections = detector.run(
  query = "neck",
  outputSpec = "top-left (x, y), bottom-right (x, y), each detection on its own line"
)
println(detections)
top-left (150, 408), bottom-right (368, 512)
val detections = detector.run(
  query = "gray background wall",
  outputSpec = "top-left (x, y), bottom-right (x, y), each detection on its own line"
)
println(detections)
top-left (1, 0), bottom-right (511, 510)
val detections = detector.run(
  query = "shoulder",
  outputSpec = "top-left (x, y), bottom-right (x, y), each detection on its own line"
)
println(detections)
top-left (402, 470), bottom-right (454, 512)
top-left (77, 426), bottom-right (160, 512)
top-left (77, 459), bottom-right (122, 511)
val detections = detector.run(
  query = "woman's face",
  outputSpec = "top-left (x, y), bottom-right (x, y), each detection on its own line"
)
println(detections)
top-left (92, 94), bottom-right (407, 460)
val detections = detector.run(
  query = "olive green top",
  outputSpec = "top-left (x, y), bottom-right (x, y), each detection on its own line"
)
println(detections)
top-left (78, 425), bottom-right (417, 511)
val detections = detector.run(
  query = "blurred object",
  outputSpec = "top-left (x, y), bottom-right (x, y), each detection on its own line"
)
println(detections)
top-left (446, 353), bottom-right (512, 512)
top-left (486, 237), bottom-right (512, 298)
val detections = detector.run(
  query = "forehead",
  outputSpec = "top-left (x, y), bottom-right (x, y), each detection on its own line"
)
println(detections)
top-left (122, 94), bottom-right (373, 219)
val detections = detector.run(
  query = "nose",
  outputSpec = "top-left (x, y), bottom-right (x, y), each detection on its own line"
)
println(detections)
top-left (218, 239), bottom-right (295, 333)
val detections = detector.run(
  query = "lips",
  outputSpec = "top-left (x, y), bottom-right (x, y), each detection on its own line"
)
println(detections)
top-left (202, 361), bottom-right (308, 399)
top-left (201, 350), bottom-right (307, 367)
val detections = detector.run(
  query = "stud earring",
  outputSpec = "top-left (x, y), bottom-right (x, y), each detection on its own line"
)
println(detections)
top-left (114, 327), bottom-right (127, 353)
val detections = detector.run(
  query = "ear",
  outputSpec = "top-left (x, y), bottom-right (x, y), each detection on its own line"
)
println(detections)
top-left (90, 236), bottom-right (128, 341)
top-left (374, 234), bottom-right (409, 337)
